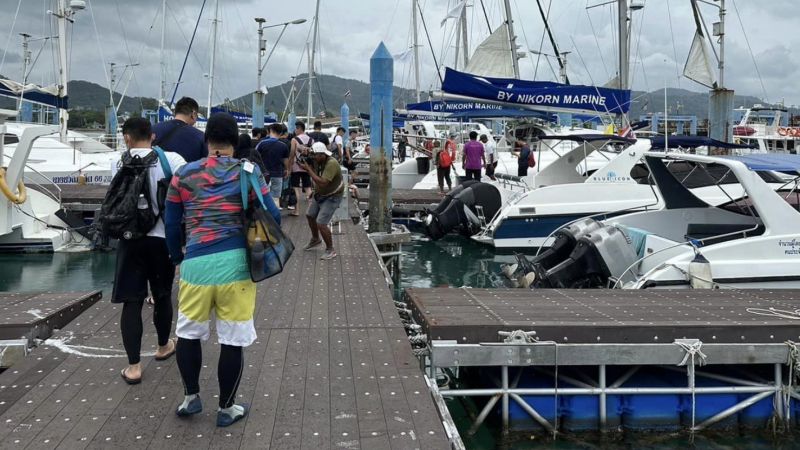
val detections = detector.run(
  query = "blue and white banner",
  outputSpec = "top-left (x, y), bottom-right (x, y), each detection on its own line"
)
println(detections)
top-left (441, 68), bottom-right (631, 115)
top-left (211, 107), bottom-right (250, 124)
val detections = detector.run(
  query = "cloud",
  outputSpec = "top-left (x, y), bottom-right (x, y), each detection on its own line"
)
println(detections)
top-left (0, 0), bottom-right (796, 108)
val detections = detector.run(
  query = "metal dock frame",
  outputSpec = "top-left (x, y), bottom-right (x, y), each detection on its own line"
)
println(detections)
top-left (425, 337), bottom-right (799, 436)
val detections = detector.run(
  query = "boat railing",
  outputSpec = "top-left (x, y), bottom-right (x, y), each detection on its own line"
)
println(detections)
top-left (494, 173), bottom-right (530, 191)
top-left (21, 163), bottom-right (62, 206)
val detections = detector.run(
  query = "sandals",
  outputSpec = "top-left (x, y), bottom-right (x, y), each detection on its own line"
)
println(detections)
top-left (145, 296), bottom-right (155, 306)
top-left (121, 367), bottom-right (141, 385)
top-left (155, 338), bottom-right (177, 361)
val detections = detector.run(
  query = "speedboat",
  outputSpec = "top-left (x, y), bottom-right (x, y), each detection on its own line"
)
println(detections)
top-left (423, 134), bottom-right (633, 240)
top-left (476, 136), bottom-right (774, 249)
top-left (518, 152), bottom-right (800, 289)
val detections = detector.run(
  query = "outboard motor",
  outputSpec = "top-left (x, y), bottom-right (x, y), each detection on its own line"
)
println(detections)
top-left (537, 225), bottom-right (639, 288)
top-left (528, 218), bottom-right (602, 274)
top-left (423, 181), bottom-right (502, 240)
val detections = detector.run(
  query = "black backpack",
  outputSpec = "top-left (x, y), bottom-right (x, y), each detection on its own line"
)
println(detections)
top-left (99, 151), bottom-right (162, 240)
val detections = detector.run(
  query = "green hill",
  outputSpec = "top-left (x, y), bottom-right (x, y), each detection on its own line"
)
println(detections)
top-left (2, 73), bottom-right (795, 124)
top-left (225, 73), bottom-right (423, 118)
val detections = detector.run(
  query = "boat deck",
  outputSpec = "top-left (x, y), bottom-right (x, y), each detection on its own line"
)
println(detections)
top-left (405, 287), bottom-right (800, 344)
top-left (0, 217), bottom-right (453, 448)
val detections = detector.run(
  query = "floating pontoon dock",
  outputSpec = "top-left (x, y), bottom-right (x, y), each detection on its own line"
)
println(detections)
top-left (403, 288), bottom-right (800, 434)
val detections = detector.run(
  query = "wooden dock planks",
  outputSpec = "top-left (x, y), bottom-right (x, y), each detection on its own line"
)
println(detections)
top-left (0, 214), bottom-right (450, 449)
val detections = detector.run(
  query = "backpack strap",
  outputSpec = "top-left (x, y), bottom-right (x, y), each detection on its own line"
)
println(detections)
top-left (152, 146), bottom-right (172, 179)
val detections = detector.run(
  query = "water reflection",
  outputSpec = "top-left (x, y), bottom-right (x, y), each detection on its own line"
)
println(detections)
top-left (400, 234), bottom-right (529, 289)
top-left (0, 252), bottom-right (116, 295)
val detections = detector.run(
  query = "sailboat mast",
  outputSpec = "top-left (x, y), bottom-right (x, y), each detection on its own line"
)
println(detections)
top-left (617, 0), bottom-right (629, 91)
top-left (206, 0), bottom-right (220, 118)
top-left (56, 0), bottom-right (70, 142)
top-left (718, 0), bottom-right (725, 88)
top-left (307, 0), bottom-right (321, 121)
top-left (459, 5), bottom-right (469, 69)
top-left (159, 0), bottom-right (167, 105)
top-left (412, 0), bottom-right (421, 102)
top-left (502, 0), bottom-right (520, 79)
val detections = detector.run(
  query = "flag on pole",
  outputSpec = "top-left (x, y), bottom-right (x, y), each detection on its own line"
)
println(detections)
top-left (441, 0), bottom-right (467, 27)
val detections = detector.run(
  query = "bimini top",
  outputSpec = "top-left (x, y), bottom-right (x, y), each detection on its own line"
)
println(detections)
top-left (541, 134), bottom-right (636, 144)
top-left (726, 154), bottom-right (800, 172)
top-left (650, 136), bottom-right (757, 150)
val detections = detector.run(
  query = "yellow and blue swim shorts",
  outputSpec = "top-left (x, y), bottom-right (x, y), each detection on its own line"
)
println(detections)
top-left (176, 248), bottom-right (257, 347)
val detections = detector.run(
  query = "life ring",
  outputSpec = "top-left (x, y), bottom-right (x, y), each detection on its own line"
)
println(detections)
top-left (0, 168), bottom-right (27, 204)
top-left (792, 128), bottom-right (800, 137)
top-left (778, 127), bottom-right (788, 136)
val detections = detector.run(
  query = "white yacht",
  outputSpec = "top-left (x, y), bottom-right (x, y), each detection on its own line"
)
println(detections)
top-left (519, 152), bottom-right (800, 289)
top-left (0, 111), bottom-right (92, 252)
top-left (4, 122), bottom-right (118, 185)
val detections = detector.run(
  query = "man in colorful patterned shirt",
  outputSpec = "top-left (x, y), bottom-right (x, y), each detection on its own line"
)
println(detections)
top-left (164, 113), bottom-right (281, 427)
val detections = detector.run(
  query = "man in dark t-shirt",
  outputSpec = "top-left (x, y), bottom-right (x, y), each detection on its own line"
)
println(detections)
top-left (153, 97), bottom-right (208, 163)
top-left (256, 123), bottom-right (290, 205)
top-left (307, 120), bottom-right (330, 147)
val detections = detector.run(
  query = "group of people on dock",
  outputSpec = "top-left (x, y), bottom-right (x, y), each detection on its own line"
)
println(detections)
top-left (430, 131), bottom-right (533, 193)
top-left (108, 97), bottom-right (348, 428)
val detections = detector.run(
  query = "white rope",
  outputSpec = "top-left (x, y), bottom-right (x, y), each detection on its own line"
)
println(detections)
top-left (784, 341), bottom-right (800, 422)
top-left (675, 340), bottom-right (707, 433)
top-left (746, 307), bottom-right (800, 321)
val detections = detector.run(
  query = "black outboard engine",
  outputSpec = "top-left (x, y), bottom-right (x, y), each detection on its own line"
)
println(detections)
top-left (423, 181), bottom-right (503, 240)
top-left (528, 218), bottom-right (602, 276)
top-left (537, 225), bottom-right (639, 288)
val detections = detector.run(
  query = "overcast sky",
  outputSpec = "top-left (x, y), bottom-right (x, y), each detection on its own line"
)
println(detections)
top-left (1, 0), bottom-right (797, 110)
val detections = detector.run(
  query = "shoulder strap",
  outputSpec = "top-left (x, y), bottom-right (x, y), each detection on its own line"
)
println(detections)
top-left (152, 146), bottom-right (172, 179)
top-left (240, 165), bottom-right (266, 211)
top-left (153, 120), bottom-right (188, 150)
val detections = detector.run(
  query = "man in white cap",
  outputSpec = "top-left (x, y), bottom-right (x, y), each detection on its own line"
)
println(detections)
top-left (298, 142), bottom-right (344, 260)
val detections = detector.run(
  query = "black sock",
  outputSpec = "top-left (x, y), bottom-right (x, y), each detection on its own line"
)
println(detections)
top-left (176, 338), bottom-right (202, 395)
top-left (218, 344), bottom-right (243, 408)
top-left (120, 301), bottom-right (144, 365)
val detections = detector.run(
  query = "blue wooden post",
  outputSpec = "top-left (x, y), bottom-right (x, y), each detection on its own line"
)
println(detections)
top-left (368, 42), bottom-right (393, 233)
top-left (341, 102), bottom-right (350, 152)
top-left (288, 112), bottom-right (296, 134)
top-left (252, 91), bottom-right (265, 129)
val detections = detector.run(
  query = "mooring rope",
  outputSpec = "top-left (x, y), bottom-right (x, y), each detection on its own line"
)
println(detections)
top-left (784, 341), bottom-right (800, 422)
top-left (675, 340), bottom-right (707, 435)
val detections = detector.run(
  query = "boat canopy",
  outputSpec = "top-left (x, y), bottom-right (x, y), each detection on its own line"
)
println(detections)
top-left (440, 68), bottom-right (631, 115)
top-left (726, 154), bottom-right (800, 172)
top-left (0, 78), bottom-right (67, 109)
top-left (540, 134), bottom-right (635, 144)
top-left (650, 136), bottom-right (757, 150)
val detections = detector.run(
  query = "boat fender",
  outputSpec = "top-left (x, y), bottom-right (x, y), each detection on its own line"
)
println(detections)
top-left (0, 168), bottom-right (26, 204)
top-left (687, 252), bottom-right (715, 289)
top-left (778, 127), bottom-right (789, 136)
